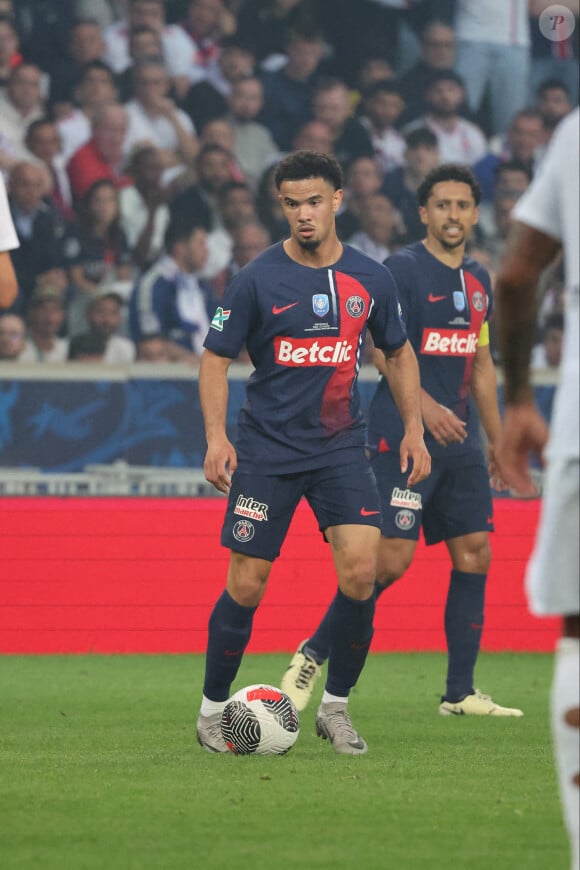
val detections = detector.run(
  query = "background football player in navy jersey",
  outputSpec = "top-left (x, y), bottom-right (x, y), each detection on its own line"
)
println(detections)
top-left (196, 151), bottom-right (431, 755)
top-left (282, 163), bottom-right (524, 718)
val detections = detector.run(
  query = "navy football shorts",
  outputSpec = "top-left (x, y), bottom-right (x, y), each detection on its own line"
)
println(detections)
top-left (371, 450), bottom-right (494, 545)
top-left (221, 455), bottom-right (381, 561)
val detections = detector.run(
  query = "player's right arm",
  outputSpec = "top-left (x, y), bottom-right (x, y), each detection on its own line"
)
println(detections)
top-left (494, 106), bottom-right (572, 495)
top-left (379, 341), bottom-right (431, 486)
top-left (494, 220), bottom-right (559, 495)
top-left (199, 349), bottom-right (238, 494)
top-left (418, 388), bottom-right (467, 447)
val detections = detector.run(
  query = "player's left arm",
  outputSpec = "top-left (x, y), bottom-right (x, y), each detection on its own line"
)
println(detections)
top-left (0, 251), bottom-right (18, 309)
top-left (470, 328), bottom-right (506, 488)
top-left (381, 340), bottom-right (431, 486)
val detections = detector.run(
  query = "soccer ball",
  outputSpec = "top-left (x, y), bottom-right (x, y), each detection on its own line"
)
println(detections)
top-left (221, 684), bottom-right (300, 756)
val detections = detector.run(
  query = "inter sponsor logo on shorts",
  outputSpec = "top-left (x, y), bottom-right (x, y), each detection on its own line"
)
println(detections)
top-left (395, 509), bottom-right (416, 531)
top-left (421, 329), bottom-right (478, 356)
top-left (232, 519), bottom-right (255, 542)
top-left (346, 295), bottom-right (365, 317)
top-left (390, 487), bottom-right (422, 510)
top-left (234, 494), bottom-right (269, 521)
top-left (274, 336), bottom-right (355, 366)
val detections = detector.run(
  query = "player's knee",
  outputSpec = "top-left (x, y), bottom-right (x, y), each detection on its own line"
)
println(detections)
top-left (376, 550), bottom-right (412, 586)
top-left (227, 556), bottom-right (270, 607)
top-left (455, 539), bottom-right (491, 574)
top-left (228, 575), bottom-right (267, 607)
top-left (338, 555), bottom-right (377, 600)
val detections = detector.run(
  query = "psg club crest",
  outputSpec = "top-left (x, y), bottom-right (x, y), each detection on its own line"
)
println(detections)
top-left (453, 291), bottom-right (465, 312)
top-left (471, 291), bottom-right (485, 312)
top-left (233, 520), bottom-right (255, 543)
top-left (395, 509), bottom-right (416, 531)
top-left (346, 295), bottom-right (365, 317)
top-left (312, 294), bottom-right (329, 318)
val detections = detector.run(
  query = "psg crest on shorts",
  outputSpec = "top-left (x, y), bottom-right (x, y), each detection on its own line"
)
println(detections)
top-left (312, 294), bottom-right (329, 317)
top-left (233, 520), bottom-right (255, 543)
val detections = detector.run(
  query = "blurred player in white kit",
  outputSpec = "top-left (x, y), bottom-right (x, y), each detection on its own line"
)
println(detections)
top-left (495, 107), bottom-right (579, 870)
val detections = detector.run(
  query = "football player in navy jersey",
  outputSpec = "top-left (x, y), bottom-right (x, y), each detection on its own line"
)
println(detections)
top-left (196, 150), bottom-right (431, 755)
top-left (283, 163), bottom-right (524, 718)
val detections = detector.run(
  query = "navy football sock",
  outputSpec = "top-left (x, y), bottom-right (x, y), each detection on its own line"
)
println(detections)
top-left (373, 578), bottom-right (387, 601)
top-left (203, 589), bottom-right (257, 702)
top-left (303, 593), bottom-right (336, 663)
top-left (444, 570), bottom-right (487, 702)
top-left (305, 580), bottom-right (384, 664)
top-left (325, 588), bottom-right (375, 698)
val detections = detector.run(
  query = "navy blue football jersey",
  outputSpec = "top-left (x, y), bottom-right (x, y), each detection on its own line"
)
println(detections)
top-left (368, 241), bottom-right (493, 460)
top-left (203, 241), bottom-right (407, 473)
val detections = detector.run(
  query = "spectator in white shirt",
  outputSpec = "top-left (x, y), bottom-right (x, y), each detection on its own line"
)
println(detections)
top-left (535, 79), bottom-right (574, 150)
top-left (49, 17), bottom-right (107, 107)
top-left (119, 144), bottom-right (170, 269)
top-left (124, 56), bottom-right (198, 181)
top-left (405, 70), bottom-right (487, 166)
top-left (57, 60), bottom-right (119, 163)
top-left (358, 79), bottom-right (407, 175)
top-left (180, 0), bottom-right (233, 86)
top-left (19, 286), bottom-right (69, 363)
top-left (104, 0), bottom-right (194, 99)
top-left (84, 290), bottom-right (136, 364)
top-left (454, 0), bottom-right (530, 136)
top-left (0, 312), bottom-right (26, 360)
top-left (336, 154), bottom-right (385, 240)
top-left (226, 75), bottom-right (279, 190)
top-left (25, 118), bottom-right (74, 221)
top-left (347, 191), bottom-right (400, 264)
top-left (0, 63), bottom-right (45, 152)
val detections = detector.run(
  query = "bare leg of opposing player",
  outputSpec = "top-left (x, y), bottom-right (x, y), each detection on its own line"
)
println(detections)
top-left (552, 616), bottom-right (580, 870)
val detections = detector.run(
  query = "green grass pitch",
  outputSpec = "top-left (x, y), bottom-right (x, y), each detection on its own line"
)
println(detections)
top-left (0, 653), bottom-right (568, 870)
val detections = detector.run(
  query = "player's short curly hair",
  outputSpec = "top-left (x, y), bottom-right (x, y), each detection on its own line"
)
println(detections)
top-left (274, 150), bottom-right (343, 191)
top-left (417, 163), bottom-right (482, 206)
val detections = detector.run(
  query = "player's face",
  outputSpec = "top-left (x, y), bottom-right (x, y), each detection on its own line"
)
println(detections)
top-left (278, 177), bottom-right (342, 252)
top-left (419, 180), bottom-right (478, 251)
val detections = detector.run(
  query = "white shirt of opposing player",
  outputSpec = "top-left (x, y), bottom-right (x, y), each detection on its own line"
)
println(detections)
top-left (0, 174), bottom-right (18, 252)
top-left (513, 108), bottom-right (579, 461)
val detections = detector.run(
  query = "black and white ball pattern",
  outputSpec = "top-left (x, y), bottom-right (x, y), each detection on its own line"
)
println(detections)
top-left (221, 685), bottom-right (300, 755)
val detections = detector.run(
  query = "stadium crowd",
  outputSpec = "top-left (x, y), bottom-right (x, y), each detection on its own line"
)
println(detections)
top-left (0, 0), bottom-right (576, 366)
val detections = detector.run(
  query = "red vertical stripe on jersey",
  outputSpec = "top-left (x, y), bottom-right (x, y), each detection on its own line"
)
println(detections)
top-left (462, 271), bottom-right (488, 393)
top-left (319, 271), bottom-right (369, 433)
